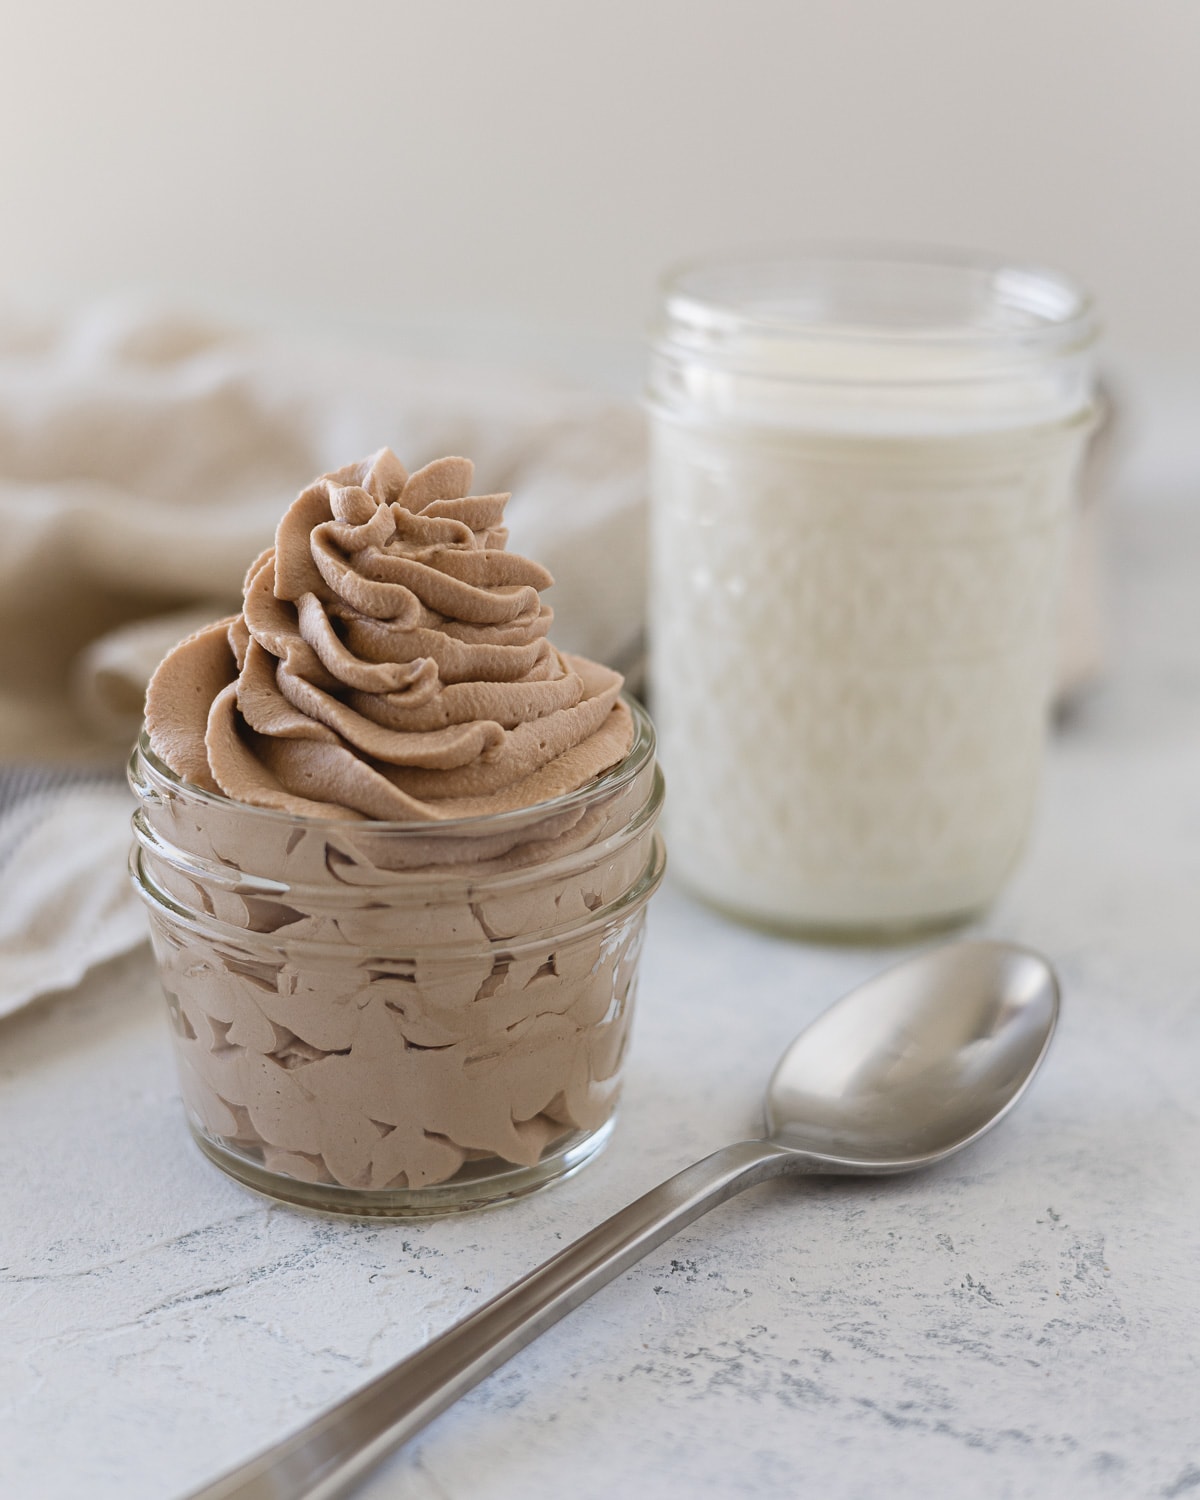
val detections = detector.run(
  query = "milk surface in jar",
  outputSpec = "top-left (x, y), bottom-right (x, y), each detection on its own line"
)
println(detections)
top-left (647, 250), bottom-right (1099, 935)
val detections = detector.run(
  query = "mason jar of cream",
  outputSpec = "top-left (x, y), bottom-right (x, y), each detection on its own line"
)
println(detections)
top-left (647, 248), bottom-right (1099, 936)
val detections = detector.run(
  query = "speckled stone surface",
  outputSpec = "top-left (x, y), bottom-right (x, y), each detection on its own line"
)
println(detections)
top-left (2, 489), bottom-right (1199, 1500)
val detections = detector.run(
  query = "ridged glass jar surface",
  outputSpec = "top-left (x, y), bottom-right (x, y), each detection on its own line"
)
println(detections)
top-left (647, 248), bottom-right (1099, 937)
top-left (129, 700), bottom-right (664, 1217)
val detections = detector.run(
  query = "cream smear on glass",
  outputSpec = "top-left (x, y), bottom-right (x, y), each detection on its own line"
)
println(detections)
top-left (647, 250), bottom-right (1098, 933)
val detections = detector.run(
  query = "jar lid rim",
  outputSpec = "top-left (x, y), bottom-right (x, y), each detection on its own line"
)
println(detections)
top-left (655, 244), bottom-right (1099, 368)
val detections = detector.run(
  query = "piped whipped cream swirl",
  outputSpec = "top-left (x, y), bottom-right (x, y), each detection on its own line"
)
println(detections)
top-left (146, 448), bottom-right (632, 819)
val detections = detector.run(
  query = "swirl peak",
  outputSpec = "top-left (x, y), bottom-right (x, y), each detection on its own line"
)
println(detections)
top-left (146, 448), bottom-right (632, 820)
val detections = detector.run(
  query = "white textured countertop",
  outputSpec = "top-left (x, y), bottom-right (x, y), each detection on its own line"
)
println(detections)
top-left (3, 486), bottom-right (1199, 1500)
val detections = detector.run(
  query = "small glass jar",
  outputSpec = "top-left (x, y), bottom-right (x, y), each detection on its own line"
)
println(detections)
top-left (128, 701), bottom-right (664, 1217)
top-left (647, 247), bottom-right (1099, 937)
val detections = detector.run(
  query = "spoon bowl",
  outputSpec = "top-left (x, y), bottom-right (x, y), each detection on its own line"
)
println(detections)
top-left (766, 939), bottom-right (1059, 1168)
top-left (188, 937), bottom-right (1061, 1500)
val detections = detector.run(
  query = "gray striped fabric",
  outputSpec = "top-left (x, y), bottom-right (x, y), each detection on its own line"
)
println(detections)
top-left (0, 764), bottom-right (126, 818)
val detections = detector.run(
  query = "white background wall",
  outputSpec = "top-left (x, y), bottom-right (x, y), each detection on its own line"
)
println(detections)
top-left (1, 0), bottom-right (1196, 373)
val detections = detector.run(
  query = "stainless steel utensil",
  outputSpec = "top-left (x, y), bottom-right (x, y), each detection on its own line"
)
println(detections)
top-left (188, 938), bottom-right (1059, 1500)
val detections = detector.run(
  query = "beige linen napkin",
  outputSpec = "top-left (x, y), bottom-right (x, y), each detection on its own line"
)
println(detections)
top-left (0, 300), bottom-right (647, 764)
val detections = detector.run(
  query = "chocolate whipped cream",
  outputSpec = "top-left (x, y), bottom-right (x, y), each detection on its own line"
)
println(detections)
top-left (133, 450), bottom-right (661, 1200)
top-left (146, 447), bottom-right (632, 818)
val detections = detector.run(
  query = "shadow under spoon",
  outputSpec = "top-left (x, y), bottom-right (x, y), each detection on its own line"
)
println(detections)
top-left (186, 937), bottom-right (1060, 1500)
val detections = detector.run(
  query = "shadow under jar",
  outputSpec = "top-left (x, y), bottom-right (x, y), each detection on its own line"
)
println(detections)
top-left (129, 699), bottom-right (664, 1217)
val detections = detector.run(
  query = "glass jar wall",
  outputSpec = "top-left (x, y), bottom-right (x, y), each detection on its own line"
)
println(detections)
top-left (129, 701), bottom-right (664, 1216)
top-left (647, 248), bottom-right (1098, 936)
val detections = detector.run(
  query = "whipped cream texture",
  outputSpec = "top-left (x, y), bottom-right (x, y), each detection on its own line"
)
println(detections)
top-left (146, 448), bottom-right (632, 819)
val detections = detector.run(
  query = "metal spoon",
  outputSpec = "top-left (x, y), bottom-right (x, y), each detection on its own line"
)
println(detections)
top-left (189, 938), bottom-right (1059, 1500)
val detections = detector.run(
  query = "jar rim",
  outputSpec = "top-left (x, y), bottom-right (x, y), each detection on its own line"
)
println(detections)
top-left (131, 693), bottom-right (657, 837)
top-left (654, 243), bottom-right (1099, 373)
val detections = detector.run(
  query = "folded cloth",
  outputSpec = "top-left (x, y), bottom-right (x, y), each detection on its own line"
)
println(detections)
top-left (0, 300), bottom-right (647, 763)
top-left (0, 772), bottom-right (142, 1018)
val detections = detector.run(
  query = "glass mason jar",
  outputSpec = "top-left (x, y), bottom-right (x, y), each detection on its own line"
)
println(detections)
top-left (647, 247), bottom-right (1099, 937)
top-left (128, 700), bottom-right (664, 1217)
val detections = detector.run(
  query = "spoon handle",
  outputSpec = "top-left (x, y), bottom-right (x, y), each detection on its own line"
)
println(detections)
top-left (187, 1138), bottom-right (793, 1500)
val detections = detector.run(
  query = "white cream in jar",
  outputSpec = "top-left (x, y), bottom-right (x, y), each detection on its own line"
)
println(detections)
top-left (647, 251), bottom-right (1098, 934)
